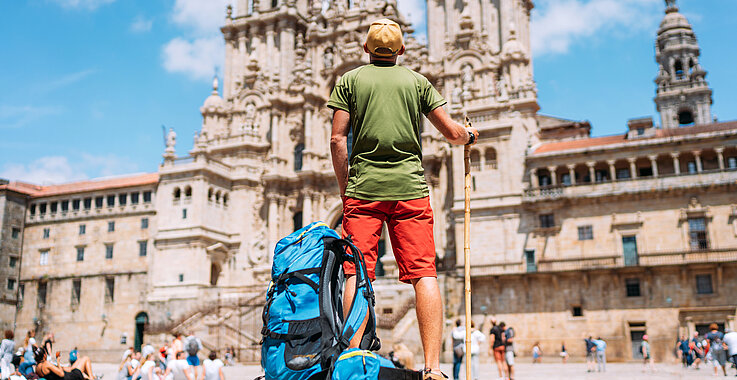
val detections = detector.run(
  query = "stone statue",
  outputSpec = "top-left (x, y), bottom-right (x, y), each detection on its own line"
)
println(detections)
top-left (165, 128), bottom-right (176, 154)
top-left (323, 47), bottom-right (334, 70)
top-left (497, 76), bottom-right (509, 101)
top-left (452, 86), bottom-right (462, 105)
top-left (462, 64), bottom-right (474, 86)
top-left (244, 102), bottom-right (257, 131)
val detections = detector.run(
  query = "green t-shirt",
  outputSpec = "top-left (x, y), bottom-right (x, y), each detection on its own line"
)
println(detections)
top-left (327, 62), bottom-right (446, 201)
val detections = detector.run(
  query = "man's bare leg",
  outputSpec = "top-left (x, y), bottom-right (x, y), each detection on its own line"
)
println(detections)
top-left (343, 275), bottom-right (369, 348)
top-left (411, 277), bottom-right (443, 372)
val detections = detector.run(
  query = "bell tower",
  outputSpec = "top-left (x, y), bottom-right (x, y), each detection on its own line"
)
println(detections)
top-left (654, 0), bottom-right (713, 129)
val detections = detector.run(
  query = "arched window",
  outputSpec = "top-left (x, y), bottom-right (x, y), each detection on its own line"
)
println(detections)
top-left (215, 191), bottom-right (221, 204)
top-left (293, 211), bottom-right (303, 232)
top-left (485, 148), bottom-right (498, 170)
top-left (222, 193), bottom-right (229, 207)
top-left (246, 0), bottom-right (254, 14)
top-left (208, 188), bottom-right (213, 202)
top-left (210, 263), bottom-right (221, 286)
top-left (678, 110), bottom-right (695, 127)
top-left (675, 60), bottom-right (684, 79)
top-left (271, 0), bottom-right (278, 8)
top-left (184, 186), bottom-right (192, 198)
top-left (173, 187), bottom-right (181, 202)
top-left (294, 143), bottom-right (305, 172)
top-left (469, 149), bottom-right (481, 171)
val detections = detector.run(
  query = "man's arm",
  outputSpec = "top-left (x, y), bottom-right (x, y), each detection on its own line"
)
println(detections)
top-left (330, 109), bottom-right (351, 197)
top-left (426, 107), bottom-right (478, 145)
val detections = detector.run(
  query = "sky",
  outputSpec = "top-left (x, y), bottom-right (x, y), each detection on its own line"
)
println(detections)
top-left (1, 0), bottom-right (736, 185)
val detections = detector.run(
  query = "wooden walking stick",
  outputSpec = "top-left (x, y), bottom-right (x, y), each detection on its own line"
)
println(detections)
top-left (463, 116), bottom-right (473, 380)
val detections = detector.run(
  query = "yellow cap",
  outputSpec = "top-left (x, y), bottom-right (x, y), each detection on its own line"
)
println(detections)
top-left (365, 18), bottom-right (403, 57)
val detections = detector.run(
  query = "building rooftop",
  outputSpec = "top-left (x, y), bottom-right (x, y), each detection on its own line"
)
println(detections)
top-left (533, 120), bottom-right (737, 155)
top-left (0, 172), bottom-right (158, 198)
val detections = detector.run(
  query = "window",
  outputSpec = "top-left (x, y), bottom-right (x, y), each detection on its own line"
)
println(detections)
top-left (71, 279), bottom-right (81, 306)
top-left (572, 305), bottom-right (583, 317)
top-left (639, 167), bottom-right (653, 177)
top-left (9, 257), bottom-right (17, 268)
top-left (7, 278), bottom-right (16, 291)
top-left (538, 175), bottom-right (551, 187)
top-left (696, 274), bottom-right (713, 294)
top-left (141, 218), bottom-right (149, 229)
top-left (178, 274), bottom-right (184, 282)
top-left (728, 157), bottom-right (737, 169)
top-left (525, 249), bottom-right (536, 273)
top-left (30, 204), bottom-right (36, 216)
top-left (561, 173), bottom-right (571, 186)
top-left (39, 203), bottom-right (47, 214)
top-left (485, 148), bottom-right (498, 170)
top-left (678, 110), bottom-right (694, 126)
top-left (687, 161), bottom-right (697, 174)
top-left (61, 200), bottom-right (68, 212)
top-left (131, 192), bottom-right (139, 204)
top-left (469, 150), bottom-right (481, 171)
top-left (72, 199), bottom-right (80, 211)
top-left (40, 250), bottom-right (49, 265)
top-left (43, 228), bottom-right (50, 239)
top-left (173, 188), bottom-right (181, 202)
top-left (182, 209), bottom-right (187, 219)
top-left (595, 170), bottom-right (608, 182)
top-left (18, 283), bottom-right (24, 308)
top-left (208, 188), bottom-right (213, 201)
top-left (293, 212), bottom-right (303, 231)
top-left (79, 224), bottom-right (86, 235)
top-left (625, 278), bottom-right (641, 297)
top-left (616, 168), bottom-right (630, 179)
top-left (184, 186), bottom-right (192, 198)
top-left (539, 214), bottom-right (555, 228)
top-left (139, 241), bottom-right (147, 257)
top-left (83, 198), bottom-right (92, 210)
top-left (688, 217), bottom-right (708, 250)
top-left (577, 225), bottom-right (593, 241)
top-left (118, 193), bottom-right (127, 206)
top-left (95, 196), bottom-right (103, 208)
top-left (105, 244), bottom-right (113, 259)
top-left (76, 247), bottom-right (85, 262)
top-left (107, 195), bottom-right (115, 207)
top-left (108, 221), bottom-right (115, 232)
top-left (37, 282), bottom-right (47, 308)
top-left (50, 202), bottom-right (57, 213)
top-left (143, 191), bottom-right (152, 203)
top-left (11, 227), bottom-right (20, 239)
top-left (294, 143), bottom-right (305, 172)
top-left (105, 277), bottom-right (114, 303)
top-left (223, 193), bottom-right (228, 206)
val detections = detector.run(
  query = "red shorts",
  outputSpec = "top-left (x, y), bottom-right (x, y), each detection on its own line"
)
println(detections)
top-left (342, 196), bottom-right (436, 283)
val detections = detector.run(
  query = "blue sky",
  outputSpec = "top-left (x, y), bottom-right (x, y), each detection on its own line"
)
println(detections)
top-left (1, 0), bottom-right (735, 184)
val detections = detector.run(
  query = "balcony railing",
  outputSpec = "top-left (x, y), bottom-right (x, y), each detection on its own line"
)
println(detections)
top-left (469, 247), bottom-right (737, 277)
top-left (524, 168), bottom-right (737, 202)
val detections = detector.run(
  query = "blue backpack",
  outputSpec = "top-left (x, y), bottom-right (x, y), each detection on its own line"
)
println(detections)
top-left (331, 349), bottom-right (421, 380)
top-left (261, 222), bottom-right (381, 380)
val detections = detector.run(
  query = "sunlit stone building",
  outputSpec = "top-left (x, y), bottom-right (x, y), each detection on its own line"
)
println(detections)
top-left (0, 0), bottom-right (735, 363)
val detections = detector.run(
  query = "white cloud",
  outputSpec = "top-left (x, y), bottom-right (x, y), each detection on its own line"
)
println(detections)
top-left (532, 0), bottom-right (661, 56)
top-left (397, 0), bottom-right (427, 40)
top-left (50, 0), bottom-right (115, 10)
top-left (162, 36), bottom-right (223, 81)
top-left (130, 15), bottom-right (153, 33)
top-left (171, 0), bottom-right (229, 35)
top-left (0, 105), bottom-right (64, 129)
top-left (32, 69), bottom-right (95, 94)
top-left (0, 154), bottom-right (140, 185)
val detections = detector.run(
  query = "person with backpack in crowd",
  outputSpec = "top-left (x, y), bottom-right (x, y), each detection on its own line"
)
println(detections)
top-left (488, 319), bottom-right (507, 379)
top-left (450, 320), bottom-right (464, 380)
top-left (184, 334), bottom-right (202, 368)
top-left (328, 17), bottom-right (478, 380)
top-left (503, 325), bottom-right (515, 380)
top-left (723, 328), bottom-right (737, 374)
top-left (640, 335), bottom-right (654, 372)
top-left (705, 324), bottom-right (728, 376)
top-left (583, 336), bottom-right (596, 372)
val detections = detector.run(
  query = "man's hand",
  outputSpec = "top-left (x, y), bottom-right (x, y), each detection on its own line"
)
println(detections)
top-left (330, 109), bottom-right (351, 197)
top-left (426, 107), bottom-right (479, 145)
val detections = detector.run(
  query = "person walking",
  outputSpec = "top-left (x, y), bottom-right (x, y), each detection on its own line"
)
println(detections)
top-left (705, 324), bottom-right (728, 376)
top-left (184, 334), bottom-right (202, 367)
top-left (328, 17), bottom-right (478, 380)
top-left (201, 352), bottom-right (224, 380)
top-left (690, 332), bottom-right (704, 369)
top-left (163, 352), bottom-right (193, 380)
top-left (641, 335), bottom-right (655, 372)
top-left (584, 336), bottom-right (596, 372)
top-left (678, 335), bottom-right (692, 367)
top-left (450, 320), bottom-right (464, 380)
top-left (559, 342), bottom-right (568, 364)
top-left (594, 337), bottom-right (607, 372)
top-left (531, 342), bottom-right (542, 364)
top-left (503, 325), bottom-right (515, 380)
top-left (469, 321), bottom-right (485, 380)
top-left (488, 319), bottom-right (507, 379)
top-left (1, 330), bottom-right (15, 380)
top-left (722, 328), bottom-right (737, 374)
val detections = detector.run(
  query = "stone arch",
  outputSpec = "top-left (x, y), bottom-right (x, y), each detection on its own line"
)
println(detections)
top-left (173, 187), bottom-right (181, 202)
top-left (184, 185), bottom-right (192, 198)
top-left (208, 187), bottom-right (214, 201)
top-left (469, 149), bottom-right (481, 171)
top-left (485, 147), bottom-right (498, 169)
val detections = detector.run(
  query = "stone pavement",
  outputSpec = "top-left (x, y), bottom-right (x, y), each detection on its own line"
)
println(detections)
top-left (92, 361), bottom-right (737, 380)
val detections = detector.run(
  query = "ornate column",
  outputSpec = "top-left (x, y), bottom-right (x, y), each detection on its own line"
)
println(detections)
top-left (265, 24), bottom-right (276, 77)
top-left (303, 105), bottom-right (314, 170)
top-left (586, 161), bottom-right (595, 183)
top-left (628, 157), bottom-right (638, 179)
top-left (715, 147), bottom-right (725, 170)
top-left (279, 18), bottom-right (294, 88)
top-left (303, 192), bottom-right (313, 225)
top-left (267, 194), bottom-right (279, 260)
top-left (671, 152), bottom-right (681, 175)
top-left (693, 150), bottom-right (703, 172)
top-left (547, 166), bottom-right (557, 186)
top-left (607, 160), bottom-right (616, 181)
top-left (567, 164), bottom-right (576, 185)
top-left (530, 168), bottom-right (538, 188)
top-left (648, 155), bottom-right (659, 177)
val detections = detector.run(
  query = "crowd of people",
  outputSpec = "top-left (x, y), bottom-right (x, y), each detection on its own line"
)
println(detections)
top-left (0, 330), bottom-right (97, 380)
top-left (677, 324), bottom-right (737, 376)
top-left (116, 332), bottom-right (225, 380)
top-left (450, 318), bottom-right (516, 380)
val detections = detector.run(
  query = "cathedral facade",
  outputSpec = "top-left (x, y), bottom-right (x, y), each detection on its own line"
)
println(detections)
top-left (1, 0), bottom-right (736, 363)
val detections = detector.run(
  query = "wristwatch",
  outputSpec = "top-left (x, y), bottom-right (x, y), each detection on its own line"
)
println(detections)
top-left (465, 130), bottom-right (476, 145)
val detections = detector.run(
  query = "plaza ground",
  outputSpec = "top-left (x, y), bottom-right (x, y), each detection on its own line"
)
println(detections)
top-left (92, 361), bottom-right (737, 380)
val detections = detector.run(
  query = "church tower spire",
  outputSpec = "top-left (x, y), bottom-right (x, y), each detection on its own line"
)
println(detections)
top-left (654, 0), bottom-right (713, 129)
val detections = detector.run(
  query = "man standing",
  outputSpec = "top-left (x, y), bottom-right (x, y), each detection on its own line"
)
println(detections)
top-left (504, 325), bottom-right (515, 380)
top-left (594, 337), bottom-right (607, 372)
top-left (640, 335), bottom-right (654, 372)
top-left (450, 320), bottom-right (465, 380)
top-left (328, 18), bottom-right (478, 380)
top-left (488, 319), bottom-right (507, 380)
top-left (584, 336), bottom-right (596, 372)
top-left (723, 328), bottom-right (737, 373)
